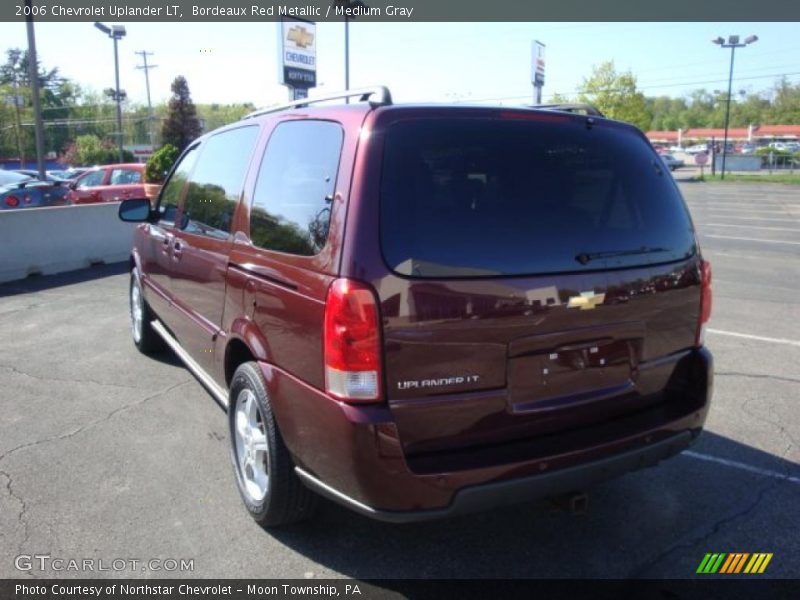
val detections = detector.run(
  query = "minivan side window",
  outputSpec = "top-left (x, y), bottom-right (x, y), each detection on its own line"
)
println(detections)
top-left (179, 126), bottom-right (260, 239)
top-left (249, 120), bottom-right (343, 256)
top-left (158, 144), bottom-right (199, 225)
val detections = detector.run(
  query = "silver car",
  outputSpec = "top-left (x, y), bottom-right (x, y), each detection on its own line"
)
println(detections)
top-left (660, 154), bottom-right (685, 171)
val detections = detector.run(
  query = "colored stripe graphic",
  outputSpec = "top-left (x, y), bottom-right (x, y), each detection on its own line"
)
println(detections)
top-left (759, 554), bottom-right (773, 573)
top-left (700, 552), bottom-right (774, 574)
top-left (719, 554), bottom-right (736, 574)
top-left (745, 554), bottom-right (760, 573)
top-left (744, 553), bottom-right (774, 574)
top-left (730, 553), bottom-right (749, 573)
top-left (697, 553), bottom-right (727, 574)
top-left (696, 553), bottom-right (713, 573)
top-left (734, 553), bottom-right (750, 573)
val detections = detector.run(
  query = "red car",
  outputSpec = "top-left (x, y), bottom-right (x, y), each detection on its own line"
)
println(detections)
top-left (67, 163), bottom-right (145, 204)
top-left (118, 87), bottom-right (712, 526)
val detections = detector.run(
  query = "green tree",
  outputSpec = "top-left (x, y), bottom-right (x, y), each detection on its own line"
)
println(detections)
top-left (647, 96), bottom-right (689, 131)
top-left (547, 92), bottom-right (573, 104)
top-left (161, 76), bottom-right (202, 152)
top-left (766, 78), bottom-right (800, 124)
top-left (0, 48), bottom-right (83, 157)
top-left (61, 134), bottom-right (133, 166)
top-left (577, 61), bottom-right (651, 130)
top-left (196, 103), bottom-right (255, 131)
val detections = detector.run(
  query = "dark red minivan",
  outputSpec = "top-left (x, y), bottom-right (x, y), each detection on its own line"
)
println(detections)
top-left (119, 87), bottom-right (713, 526)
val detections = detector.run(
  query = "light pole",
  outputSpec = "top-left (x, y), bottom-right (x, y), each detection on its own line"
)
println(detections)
top-left (25, 1), bottom-right (46, 180)
top-left (95, 22), bottom-right (127, 162)
top-left (10, 58), bottom-right (25, 169)
top-left (712, 34), bottom-right (758, 180)
top-left (135, 51), bottom-right (157, 148)
top-left (335, 0), bottom-right (368, 102)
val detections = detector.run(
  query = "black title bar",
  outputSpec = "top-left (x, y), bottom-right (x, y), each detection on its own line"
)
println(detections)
top-left (4, 579), bottom-right (800, 600)
top-left (4, 0), bottom-right (800, 22)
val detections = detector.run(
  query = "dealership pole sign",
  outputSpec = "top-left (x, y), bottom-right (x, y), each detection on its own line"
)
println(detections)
top-left (532, 40), bottom-right (545, 104)
top-left (278, 16), bottom-right (316, 100)
top-left (532, 41), bottom-right (545, 85)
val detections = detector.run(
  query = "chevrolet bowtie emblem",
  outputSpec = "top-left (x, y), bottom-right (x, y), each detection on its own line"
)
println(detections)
top-left (567, 291), bottom-right (606, 310)
top-left (288, 26), bottom-right (314, 49)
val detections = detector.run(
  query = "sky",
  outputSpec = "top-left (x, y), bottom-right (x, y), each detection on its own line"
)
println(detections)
top-left (0, 21), bottom-right (798, 108)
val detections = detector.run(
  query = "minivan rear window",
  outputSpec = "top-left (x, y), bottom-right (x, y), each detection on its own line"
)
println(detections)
top-left (380, 117), bottom-right (696, 278)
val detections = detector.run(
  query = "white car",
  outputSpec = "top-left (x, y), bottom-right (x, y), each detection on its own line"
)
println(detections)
top-left (685, 144), bottom-right (709, 155)
top-left (660, 154), bottom-right (685, 171)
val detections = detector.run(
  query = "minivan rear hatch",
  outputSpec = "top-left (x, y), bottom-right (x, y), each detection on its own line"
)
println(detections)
top-left (372, 109), bottom-right (702, 463)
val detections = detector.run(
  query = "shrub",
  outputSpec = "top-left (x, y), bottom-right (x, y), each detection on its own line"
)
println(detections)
top-left (61, 134), bottom-right (134, 166)
top-left (145, 144), bottom-right (179, 184)
top-left (754, 146), bottom-right (791, 156)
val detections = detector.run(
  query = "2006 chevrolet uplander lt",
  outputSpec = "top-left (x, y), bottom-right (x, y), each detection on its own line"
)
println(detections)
top-left (119, 87), bottom-right (713, 526)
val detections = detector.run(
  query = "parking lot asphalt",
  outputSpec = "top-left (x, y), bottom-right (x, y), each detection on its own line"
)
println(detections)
top-left (0, 182), bottom-right (798, 581)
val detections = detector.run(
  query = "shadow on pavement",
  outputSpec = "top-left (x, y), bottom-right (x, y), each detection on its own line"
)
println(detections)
top-left (0, 262), bottom-right (129, 297)
top-left (265, 430), bottom-right (798, 580)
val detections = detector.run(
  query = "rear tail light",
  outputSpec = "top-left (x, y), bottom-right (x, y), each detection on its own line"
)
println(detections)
top-left (324, 278), bottom-right (383, 402)
top-left (695, 260), bottom-right (712, 346)
top-left (4, 195), bottom-right (19, 207)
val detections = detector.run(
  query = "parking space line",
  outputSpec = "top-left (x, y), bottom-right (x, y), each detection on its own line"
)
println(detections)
top-left (704, 208), bottom-right (796, 213)
top-left (704, 216), bottom-right (799, 223)
top-left (700, 192), bottom-right (797, 195)
top-left (707, 212), bottom-right (798, 218)
top-left (683, 451), bottom-right (800, 485)
top-left (704, 251), bottom-right (771, 260)
top-left (701, 206), bottom-right (797, 211)
top-left (704, 234), bottom-right (800, 246)
top-left (701, 204), bottom-right (797, 209)
top-left (707, 223), bottom-right (800, 232)
top-left (707, 329), bottom-right (800, 347)
top-left (700, 199), bottom-right (797, 203)
top-left (714, 278), bottom-right (800, 293)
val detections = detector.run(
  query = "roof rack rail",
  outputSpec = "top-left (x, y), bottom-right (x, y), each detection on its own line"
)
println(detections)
top-left (243, 86), bottom-right (392, 120)
top-left (533, 103), bottom-right (604, 117)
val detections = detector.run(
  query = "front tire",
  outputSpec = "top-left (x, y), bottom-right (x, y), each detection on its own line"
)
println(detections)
top-left (129, 268), bottom-right (164, 354)
top-left (229, 362), bottom-right (317, 527)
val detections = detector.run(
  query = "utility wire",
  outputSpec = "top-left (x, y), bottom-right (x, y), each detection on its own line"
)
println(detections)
top-left (453, 71), bottom-right (800, 105)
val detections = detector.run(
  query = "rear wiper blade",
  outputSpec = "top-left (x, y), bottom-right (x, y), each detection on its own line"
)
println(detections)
top-left (575, 246), bottom-right (670, 265)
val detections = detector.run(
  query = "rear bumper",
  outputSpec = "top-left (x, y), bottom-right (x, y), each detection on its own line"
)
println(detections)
top-left (295, 430), bottom-right (695, 523)
top-left (261, 346), bottom-right (712, 521)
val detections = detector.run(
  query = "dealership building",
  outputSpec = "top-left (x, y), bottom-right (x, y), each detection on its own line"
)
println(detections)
top-left (647, 124), bottom-right (800, 146)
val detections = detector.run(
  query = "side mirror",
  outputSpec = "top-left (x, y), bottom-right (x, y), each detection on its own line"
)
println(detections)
top-left (118, 198), bottom-right (152, 222)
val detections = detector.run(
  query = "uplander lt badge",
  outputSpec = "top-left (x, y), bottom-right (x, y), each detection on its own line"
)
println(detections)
top-left (397, 375), bottom-right (480, 390)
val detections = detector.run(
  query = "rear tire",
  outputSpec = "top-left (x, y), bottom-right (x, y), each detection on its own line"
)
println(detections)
top-left (229, 362), bottom-right (317, 527)
top-left (129, 268), bottom-right (164, 354)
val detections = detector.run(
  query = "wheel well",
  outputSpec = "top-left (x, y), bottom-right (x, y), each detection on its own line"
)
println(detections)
top-left (225, 339), bottom-right (256, 387)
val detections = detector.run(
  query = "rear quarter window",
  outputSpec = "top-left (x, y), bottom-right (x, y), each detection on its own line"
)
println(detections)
top-left (249, 120), bottom-right (343, 256)
top-left (380, 117), bottom-right (696, 278)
